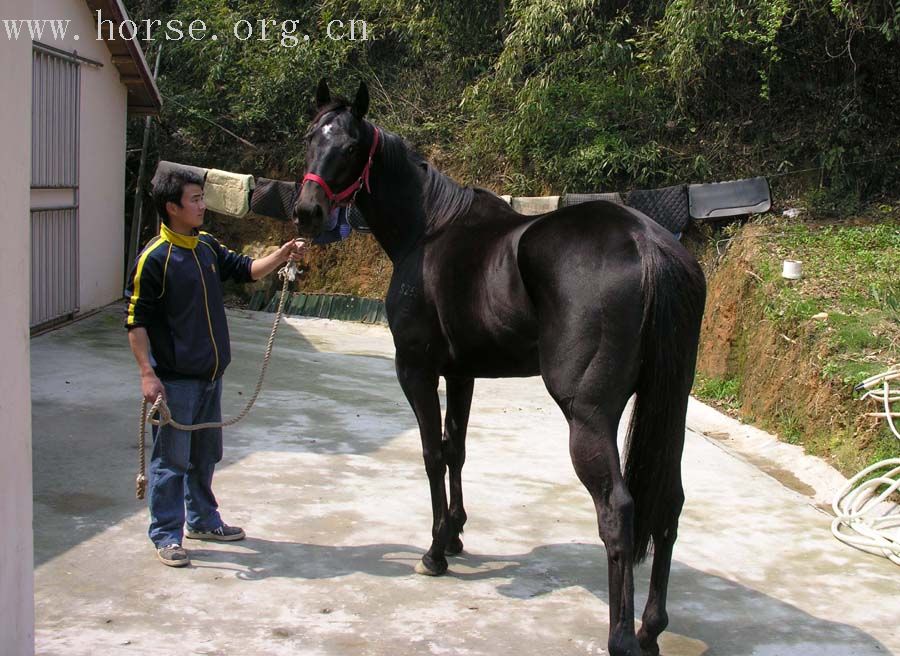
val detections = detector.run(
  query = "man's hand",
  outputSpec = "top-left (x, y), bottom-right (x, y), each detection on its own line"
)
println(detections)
top-left (278, 238), bottom-right (307, 263)
top-left (251, 239), bottom-right (308, 280)
top-left (141, 371), bottom-right (166, 404)
top-left (129, 327), bottom-right (163, 403)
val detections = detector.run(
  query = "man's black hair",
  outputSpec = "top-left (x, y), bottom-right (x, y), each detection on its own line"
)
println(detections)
top-left (152, 169), bottom-right (204, 225)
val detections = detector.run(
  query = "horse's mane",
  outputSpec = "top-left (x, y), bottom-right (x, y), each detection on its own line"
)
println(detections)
top-left (377, 127), bottom-right (475, 229)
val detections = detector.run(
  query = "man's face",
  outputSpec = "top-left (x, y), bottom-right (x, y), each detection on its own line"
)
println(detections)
top-left (166, 183), bottom-right (206, 230)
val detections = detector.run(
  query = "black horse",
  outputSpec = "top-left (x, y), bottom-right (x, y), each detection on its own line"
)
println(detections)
top-left (293, 80), bottom-right (706, 656)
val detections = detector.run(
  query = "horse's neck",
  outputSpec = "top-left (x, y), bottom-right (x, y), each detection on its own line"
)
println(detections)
top-left (357, 136), bottom-right (474, 264)
top-left (357, 150), bottom-right (428, 263)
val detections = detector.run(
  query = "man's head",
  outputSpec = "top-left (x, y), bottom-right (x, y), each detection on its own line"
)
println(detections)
top-left (152, 169), bottom-right (206, 231)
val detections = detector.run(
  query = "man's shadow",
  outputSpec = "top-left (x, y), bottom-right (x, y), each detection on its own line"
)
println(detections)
top-left (189, 538), bottom-right (889, 655)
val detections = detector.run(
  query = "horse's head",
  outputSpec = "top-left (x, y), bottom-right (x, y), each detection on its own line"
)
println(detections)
top-left (293, 78), bottom-right (371, 238)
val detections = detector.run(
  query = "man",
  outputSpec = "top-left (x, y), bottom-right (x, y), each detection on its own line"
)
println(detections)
top-left (125, 169), bottom-right (305, 567)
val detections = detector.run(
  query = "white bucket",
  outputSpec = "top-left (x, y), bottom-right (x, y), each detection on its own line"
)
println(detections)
top-left (782, 259), bottom-right (802, 280)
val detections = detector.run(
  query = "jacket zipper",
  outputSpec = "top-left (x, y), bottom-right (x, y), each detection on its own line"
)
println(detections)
top-left (192, 250), bottom-right (219, 380)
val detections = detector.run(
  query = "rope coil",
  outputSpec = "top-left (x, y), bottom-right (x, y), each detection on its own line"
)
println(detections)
top-left (136, 260), bottom-right (298, 499)
top-left (831, 365), bottom-right (900, 565)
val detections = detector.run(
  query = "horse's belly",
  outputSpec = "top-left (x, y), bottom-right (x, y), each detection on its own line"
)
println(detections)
top-left (440, 338), bottom-right (540, 378)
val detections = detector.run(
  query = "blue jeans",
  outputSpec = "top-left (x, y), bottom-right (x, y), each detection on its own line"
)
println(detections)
top-left (148, 377), bottom-right (224, 547)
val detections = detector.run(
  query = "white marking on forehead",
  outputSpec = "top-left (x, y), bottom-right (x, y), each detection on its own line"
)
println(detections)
top-left (322, 124), bottom-right (334, 139)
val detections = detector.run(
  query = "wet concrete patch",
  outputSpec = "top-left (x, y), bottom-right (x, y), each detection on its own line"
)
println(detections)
top-left (701, 429), bottom-right (818, 497)
top-left (35, 492), bottom-right (118, 515)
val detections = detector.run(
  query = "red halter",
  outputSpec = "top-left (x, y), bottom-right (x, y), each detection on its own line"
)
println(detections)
top-left (301, 127), bottom-right (380, 207)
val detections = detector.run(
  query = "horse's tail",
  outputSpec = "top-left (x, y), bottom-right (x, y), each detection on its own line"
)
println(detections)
top-left (625, 233), bottom-right (706, 564)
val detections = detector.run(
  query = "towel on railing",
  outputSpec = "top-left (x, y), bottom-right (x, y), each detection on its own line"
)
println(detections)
top-left (511, 195), bottom-right (560, 215)
top-left (250, 178), bottom-right (298, 221)
top-left (560, 192), bottom-right (624, 207)
top-left (625, 185), bottom-right (689, 235)
top-left (688, 177), bottom-right (771, 220)
top-left (151, 161), bottom-right (208, 188)
top-left (204, 169), bottom-right (255, 218)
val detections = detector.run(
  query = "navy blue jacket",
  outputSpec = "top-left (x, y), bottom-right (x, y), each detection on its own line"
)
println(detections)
top-left (125, 223), bottom-right (254, 381)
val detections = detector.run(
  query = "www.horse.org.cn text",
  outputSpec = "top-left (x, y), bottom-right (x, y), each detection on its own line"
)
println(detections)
top-left (2, 12), bottom-right (371, 47)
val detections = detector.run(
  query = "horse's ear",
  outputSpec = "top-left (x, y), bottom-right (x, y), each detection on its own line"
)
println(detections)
top-left (351, 81), bottom-right (369, 119)
top-left (316, 78), bottom-right (331, 109)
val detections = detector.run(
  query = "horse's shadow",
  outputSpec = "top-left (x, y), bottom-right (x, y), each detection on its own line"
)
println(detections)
top-left (189, 538), bottom-right (888, 655)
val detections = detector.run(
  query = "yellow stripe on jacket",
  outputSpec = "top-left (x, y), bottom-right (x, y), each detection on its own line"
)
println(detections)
top-left (126, 237), bottom-right (166, 326)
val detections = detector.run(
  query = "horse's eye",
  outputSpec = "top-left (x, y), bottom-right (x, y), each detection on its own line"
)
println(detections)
top-left (347, 144), bottom-right (356, 154)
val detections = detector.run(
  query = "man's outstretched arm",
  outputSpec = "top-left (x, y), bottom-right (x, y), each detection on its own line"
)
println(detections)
top-left (250, 239), bottom-right (307, 281)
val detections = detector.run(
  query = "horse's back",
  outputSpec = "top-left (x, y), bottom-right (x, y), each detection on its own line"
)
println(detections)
top-left (517, 200), bottom-right (650, 308)
top-left (417, 196), bottom-right (697, 379)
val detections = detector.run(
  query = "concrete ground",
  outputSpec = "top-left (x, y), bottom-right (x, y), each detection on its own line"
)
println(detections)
top-left (32, 305), bottom-right (898, 656)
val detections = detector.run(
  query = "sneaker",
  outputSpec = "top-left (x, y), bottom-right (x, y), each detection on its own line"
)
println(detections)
top-left (157, 543), bottom-right (190, 567)
top-left (185, 523), bottom-right (245, 542)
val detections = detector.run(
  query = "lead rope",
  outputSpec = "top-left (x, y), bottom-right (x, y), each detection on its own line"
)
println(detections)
top-left (831, 365), bottom-right (900, 565)
top-left (136, 260), bottom-right (299, 499)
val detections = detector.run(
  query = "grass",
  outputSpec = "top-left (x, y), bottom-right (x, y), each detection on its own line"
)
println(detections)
top-left (870, 426), bottom-right (900, 462)
top-left (756, 214), bottom-right (900, 380)
top-left (693, 375), bottom-right (741, 411)
top-left (776, 409), bottom-right (804, 445)
top-left (701, 207), bottom-right (900, 474)
top-left (871, 282), bottom-right (900, 324)
top-left (766, 215), bottom-right (899, 463)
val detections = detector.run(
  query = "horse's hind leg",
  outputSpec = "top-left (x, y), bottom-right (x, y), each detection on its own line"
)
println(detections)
top-left (443, 376), bottom-right (474, 556)
top-left (538, 316), bottom-right (643, 656)
top-left (568, 408), bottom-right (642, 656)
top-left (636, 487), bottom-right (683, 656)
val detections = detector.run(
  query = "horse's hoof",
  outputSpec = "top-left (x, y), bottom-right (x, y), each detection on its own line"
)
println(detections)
top-left (609, 634), bottom-right (643, 656)
top-left (414, 555), bottom-right (448, 576)
top-left (639, 644), bottom-right (659, 656)
top-left (445, 537), bottom-right (464, 557)
top-left (637, 625), bottom-right (661, 655)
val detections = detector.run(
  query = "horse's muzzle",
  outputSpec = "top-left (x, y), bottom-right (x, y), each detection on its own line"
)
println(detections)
top-left (292, 182), bottom-right (328, 237)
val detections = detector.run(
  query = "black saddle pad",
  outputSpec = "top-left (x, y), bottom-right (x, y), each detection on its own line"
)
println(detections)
top-left (688, 177), bottom-right (771, 220)
top-left (250, 178), bottom-right (299, 221)
top-left (625, 185), bottom-right (689, 234)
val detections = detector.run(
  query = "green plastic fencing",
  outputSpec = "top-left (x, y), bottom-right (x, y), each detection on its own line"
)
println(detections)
top-left (248, 290), bottom-right (388, 325)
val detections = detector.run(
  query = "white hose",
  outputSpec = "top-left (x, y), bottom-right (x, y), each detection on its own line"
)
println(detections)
top-left (831, 366), bottom-right (900, 565)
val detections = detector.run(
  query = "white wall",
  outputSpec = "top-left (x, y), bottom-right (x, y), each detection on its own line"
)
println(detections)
top-left (0, 1), bottom-right (35, 653)
top-left (34, 0), bottom-right (129, 312)
top-left (0, 1), bottom-right (136, 651)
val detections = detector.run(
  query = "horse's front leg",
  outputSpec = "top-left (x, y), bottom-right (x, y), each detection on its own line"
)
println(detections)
top-left (396, 357), bottom-right (449, 576)
top-left (443, 376), bottom-right (474, 556)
